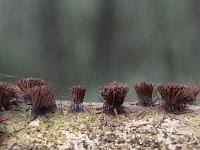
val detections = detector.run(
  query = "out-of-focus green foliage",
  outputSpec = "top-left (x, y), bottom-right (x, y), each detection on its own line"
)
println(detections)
top-left (0, 0), bottom-right (200, 102)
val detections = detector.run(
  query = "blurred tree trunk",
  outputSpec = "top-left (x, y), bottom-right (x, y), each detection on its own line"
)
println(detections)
top-left (190, 0), bottom-right (200, 41)
top-left (92, 0), bottom-right (116, 82)
top-left (152, 1), bottom-right (175, 82)
top-left (189, 1), bottom-right (200, 82)
top-left (37, 0), bottom-right (66, 83)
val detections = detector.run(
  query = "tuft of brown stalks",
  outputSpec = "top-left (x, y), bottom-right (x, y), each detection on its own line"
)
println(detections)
top-left (157, 83), bottom-right (199, 113)
top-left (0, 82), bottom-right (19, 110)
top-left (16, 77), bottom-right (47, 103)
top-left (69, 85), bottom-right (86, 112)
top-left (134, 82), bottom-right (155, 107)
top-left (28, 85), bottom-right (56, 120)
top-left (100, 81), bottom-right (128, 115)
top-left (71, 85), bottom-right (86, 104)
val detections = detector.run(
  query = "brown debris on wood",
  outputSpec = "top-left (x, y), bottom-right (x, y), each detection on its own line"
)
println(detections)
top-left (134, 82), bottom-right (155, 107)
top-left (100, 81), bottom-right (128, 115)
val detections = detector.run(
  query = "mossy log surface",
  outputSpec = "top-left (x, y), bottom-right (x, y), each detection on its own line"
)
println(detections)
top-left (0, 102), bottom-right (200, 150)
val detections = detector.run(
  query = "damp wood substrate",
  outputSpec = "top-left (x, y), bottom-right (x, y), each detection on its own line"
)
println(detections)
top-left (0, 101), bottom-right (200, 150)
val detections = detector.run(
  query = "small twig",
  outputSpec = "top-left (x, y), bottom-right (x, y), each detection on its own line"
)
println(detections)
top-left (98, 97), bottom-right (104, 102)
top-left (155, 114), bottom-right (166, 128)
top-left (137, 110), bottom-right (147, 119)
top-left (0, 107), bottom-right (6, 111)
top-left (53, 87), bottom-right (59, 101)
top-left (59, 98), bottom-right (63, 113)
top-left (83, 105), bottom-right (91, 113)
top-left (126, 90), bottom-right (135, 98)
top-left (101, 113), bottom-right (108, 126)
top-left (43, 114), bottom-right (54, 123)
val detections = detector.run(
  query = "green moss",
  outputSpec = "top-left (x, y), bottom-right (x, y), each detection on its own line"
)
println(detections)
top-left (0, 103), bottom-right (200, 149)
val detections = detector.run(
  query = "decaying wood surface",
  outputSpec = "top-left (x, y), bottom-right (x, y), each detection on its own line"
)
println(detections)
top-left (0, 102), bottom-right (200, 150)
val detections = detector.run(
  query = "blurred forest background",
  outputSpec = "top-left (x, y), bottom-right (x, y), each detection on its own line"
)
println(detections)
top-left (0, 0), bottom-right (200, 102)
